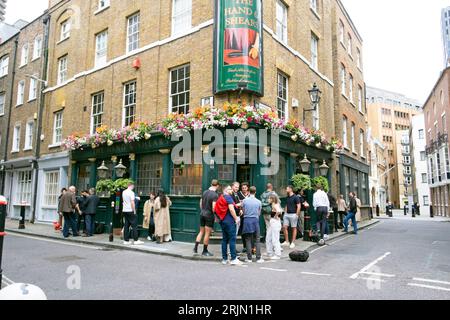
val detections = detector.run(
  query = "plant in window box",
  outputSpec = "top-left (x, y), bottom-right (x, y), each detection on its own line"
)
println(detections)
top-left (312, 176), bottom-right (329, 193)
top-left (114, 178), bottom-right (135, 191)
top-left (96, 179), bottom-right (115, 198)
top-left (291, 174), bottom-right (312, 193)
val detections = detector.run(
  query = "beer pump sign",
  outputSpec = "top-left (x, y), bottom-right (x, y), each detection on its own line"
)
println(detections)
top-left (214, 0), bottom-right (264, 96)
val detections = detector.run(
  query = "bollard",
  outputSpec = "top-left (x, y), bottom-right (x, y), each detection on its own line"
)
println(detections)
top-left (0, 196), bottom-right (8, 290)
top-left (19, 205), bottom-right (26, 230)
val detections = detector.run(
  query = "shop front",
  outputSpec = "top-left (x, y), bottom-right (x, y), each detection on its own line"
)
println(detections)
top-left (66, 106), bottom-right (342, 242)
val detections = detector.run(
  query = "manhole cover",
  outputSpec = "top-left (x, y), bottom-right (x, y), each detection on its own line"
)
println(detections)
top-left (44, 255), bottom-right (86, 263)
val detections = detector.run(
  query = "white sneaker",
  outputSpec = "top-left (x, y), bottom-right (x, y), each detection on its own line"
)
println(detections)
top-left (281, 241), bottom-right (289, 247)
top-left (221, 260), bottom-right (229, 265)
top-left (134, 240), bottom-right (145, 245)
top-left (147, 236), bottom-right (152, 241)
top-left (244, 258), bottom-right (253, 263)
top-left (270, 256), bottom-right (281, 260)
top-left (256, 259), bottom-right (265, 264)
top-left (123, 241), bottom-right (131, 245)
top-left (290, 243), bottom-right (296, 249)
top-left (230, 259), bottom-right (244, 266)
top-left (324, 234), bottom-right (330, 241)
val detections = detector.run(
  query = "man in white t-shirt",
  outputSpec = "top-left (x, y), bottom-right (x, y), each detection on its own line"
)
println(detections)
top-left (122, 182), bottom-right (144, 245)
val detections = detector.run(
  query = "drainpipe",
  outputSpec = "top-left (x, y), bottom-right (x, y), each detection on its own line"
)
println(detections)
top-left (30, 13), bottom-right (51, 224)
top-left (0, 36), bottom-right (19, 196)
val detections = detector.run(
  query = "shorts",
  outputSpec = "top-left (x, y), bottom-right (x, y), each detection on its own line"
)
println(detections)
top-left (200, 215), bottom-right (215, 228)
top-left (283, 213), bottom-right (299, 228)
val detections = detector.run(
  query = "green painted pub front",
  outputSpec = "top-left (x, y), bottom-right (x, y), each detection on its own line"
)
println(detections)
top-left (70, 129), bottom-right (334, 242)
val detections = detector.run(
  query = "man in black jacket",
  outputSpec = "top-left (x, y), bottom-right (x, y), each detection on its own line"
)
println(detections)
top-left (83, 188), bottom-right (100, 237)
top-left (343, 192), bottom-right (358, 235)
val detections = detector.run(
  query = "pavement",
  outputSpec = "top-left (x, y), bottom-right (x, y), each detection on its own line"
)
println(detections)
top-left (4, 216), bottom-right (379, 261)
top-left (1, 211), bottom-right (449, 300)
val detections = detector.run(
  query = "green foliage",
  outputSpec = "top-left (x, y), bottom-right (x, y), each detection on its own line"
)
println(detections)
top-left (312, 176), bottom-right (330, 193)
top-left (96, 179), bottom-right (115, 194)
top-left (291, 174), bottom-right (312, 192)
top-left (114, 178), bottom-right (135, 191)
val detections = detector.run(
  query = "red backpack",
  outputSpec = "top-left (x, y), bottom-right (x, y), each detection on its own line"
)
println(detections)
top-left (214, 195), bottom-right (229, 221)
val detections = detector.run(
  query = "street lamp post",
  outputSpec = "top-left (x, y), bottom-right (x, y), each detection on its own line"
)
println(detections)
top-left (303, 83), bottom-right (322, 126)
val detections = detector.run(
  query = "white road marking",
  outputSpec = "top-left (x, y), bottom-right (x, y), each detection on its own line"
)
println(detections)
top-left (1, 275), bottom-right (14, 288)
top-left (260, 267), bottom-right (288, 272)
top-left (361, 271), bottom-right (396, 278)
top-left (412, 278), bottom-right (450, 286)
top-left (408, 283), bottom-right (450, 292)
top-left (350, 252), bottom-right (392, 280)
top-left (8, 233), bottom-right (103, 250)
top-left (357, 277), bottom-right (386, 283)
top-left (301, 272), bottom-right (331, 277)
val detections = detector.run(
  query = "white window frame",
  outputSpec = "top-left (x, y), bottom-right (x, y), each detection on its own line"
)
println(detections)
top-left (126, 13), bottom-right (140, 53)
top-left (276, 0), bottom-right (288, 44)
top-left (172, 0), bottom-right (192, 35)
top-left (12, 124), bottom-right (21, 152)
top-left (17, 80), bottom-right (25, 106)
top-left (95, 30), bottom-right (108, 67)
top-left (20, 44), bottom-right (29, 66)
top-left (169, 64), bottom-right (191, 115)
top-left (348, 74), bottom-right (354, 103)
top-left (0, 56), bottom-right (9, 77)
top-left (0, 92), bottom-right (5, 116)
top-left (24, 121), bottom-right (34, 150)
top-left (123, 80), bottom-right (137, 127)
top-left (32, 36), bottom-right (43, 60)
top-left (16, 171), bottom-right (33, 206)
top-left (360, 130), bottom-right (365, 157)
top-left (339, 20), bottom-right (345, 44)
top-left (44, 171), bottom-right (60, 207)
top-left (57, 55), bottom-right (68, 85)
top-left (277, 72), bottom-right (288, 120)
top-left (28, 78), bottom-right (37, 101)
top-left (60, 20), bottom-right (71, 41)
top-left (351, 123), bottom-right (356, 153)
top-left (98, 0), bottom-right (110, 10)
top-left (53, 111), bottom-right (63, 145)
top-left (340, 64), bottom-right (346, 96)
top-left (358, 86), bottom-right (363, 113)
top-left (91, 91), bottom-right (105, 134)
top-left (311, 33), bottom-right (318, 71)
top-left (310, 0), bottom-right (318, 13)
top-left (342, 117), bottom-right (348, 148)
top-left (347, 33), bottom-right (352, 56)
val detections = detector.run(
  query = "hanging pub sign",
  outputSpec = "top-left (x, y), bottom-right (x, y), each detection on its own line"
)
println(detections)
top-left (214, 0), bottom-right (264, 96)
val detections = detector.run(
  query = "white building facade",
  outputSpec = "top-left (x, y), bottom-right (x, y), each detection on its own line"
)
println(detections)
top-left (411, 114), bottom-right (430, 216)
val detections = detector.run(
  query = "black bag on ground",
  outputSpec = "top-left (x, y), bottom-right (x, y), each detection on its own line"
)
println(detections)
top-left (95, 222), bottom-right (105, 235)
top-left (289, 250), bottom-right (310, 262)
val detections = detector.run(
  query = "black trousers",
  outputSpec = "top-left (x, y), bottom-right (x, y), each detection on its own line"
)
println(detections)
top-left (123, 212), bottom-right (138, 242)
top-left (332, 208), bottom-right (340, 231)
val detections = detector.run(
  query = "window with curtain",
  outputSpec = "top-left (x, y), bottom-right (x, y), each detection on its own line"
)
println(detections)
top-left (17, 171), bottom-right (32, 205)
top-left (44, 171), bottom-right (60, 206)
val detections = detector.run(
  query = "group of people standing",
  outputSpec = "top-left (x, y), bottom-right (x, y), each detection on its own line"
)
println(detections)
top-left (193, 180), bottom-right (362, 265)
top-left (56, 186), bottom-right (100, 238)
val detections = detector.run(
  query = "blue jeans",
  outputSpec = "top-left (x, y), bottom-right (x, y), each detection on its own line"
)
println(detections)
top-left (220, 219), bottom-right (237, 261)
top-left (343, 212), bottom-right (358, 234)
top-left (63, 212), bottom-right (79, 238)
top-left (85, 214), bottom-right (96, 236)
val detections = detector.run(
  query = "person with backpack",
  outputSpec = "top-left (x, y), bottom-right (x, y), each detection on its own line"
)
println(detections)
top-left (215, 186), bottom-right (243, 266)
top-left (193, 180), bottom-right (219, 257)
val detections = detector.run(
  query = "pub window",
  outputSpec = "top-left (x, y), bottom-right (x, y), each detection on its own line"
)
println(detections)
top-left (17, 171), bottom-right (32, 205)
top-left (217, 164), bottom-right (234, 188)
top-left (171, 160), bottom-right (203, 196)
top-left (77, 163), bottom-right (91, 192)
top-left (136, 154), bottom-right (163, 196)
top-left (272, 155), bottom-right (287, 196)
top-left (123, 80), bottom-right (137, 126)
top-left (344, 167), bottom-right (350, 202)
top-left (277, 72), bottom-right (288, 119)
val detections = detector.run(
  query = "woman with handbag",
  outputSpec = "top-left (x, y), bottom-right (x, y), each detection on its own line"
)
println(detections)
top-left (154, 189), bottom-right (172, 244)
top-left (143, 192), bottom-right (156, 242)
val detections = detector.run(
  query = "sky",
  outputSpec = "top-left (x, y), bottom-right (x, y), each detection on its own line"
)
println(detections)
top-left (5, 0), bottom-right (450, 103)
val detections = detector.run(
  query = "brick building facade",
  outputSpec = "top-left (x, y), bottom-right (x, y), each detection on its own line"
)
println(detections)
top-left (424, 67), bottom-right (450, 217)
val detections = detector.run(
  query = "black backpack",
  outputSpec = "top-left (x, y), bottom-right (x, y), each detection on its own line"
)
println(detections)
top-left (289, 250), bottom-right (310, 262)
